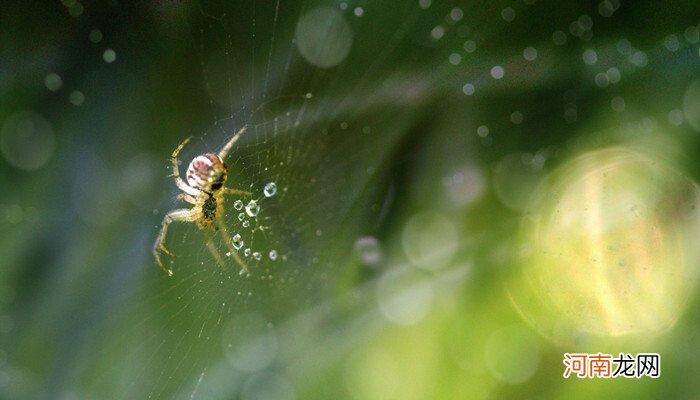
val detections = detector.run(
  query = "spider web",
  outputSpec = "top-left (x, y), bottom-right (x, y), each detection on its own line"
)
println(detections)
top-left (14, 0), bottom-right (699, 399)
top-left (75, 1), bottom-right (427, 398)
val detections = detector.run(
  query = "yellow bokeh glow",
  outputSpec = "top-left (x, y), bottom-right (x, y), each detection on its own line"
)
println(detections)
top-left (509, 147), bottom-right (700, 344)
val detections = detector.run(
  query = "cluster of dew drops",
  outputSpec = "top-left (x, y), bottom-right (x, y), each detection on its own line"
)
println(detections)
top-left (228, 182), bottom-right (279, 270)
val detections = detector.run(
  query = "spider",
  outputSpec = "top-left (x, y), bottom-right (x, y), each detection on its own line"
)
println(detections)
top-left (153, 126), bottom-right (251, 276)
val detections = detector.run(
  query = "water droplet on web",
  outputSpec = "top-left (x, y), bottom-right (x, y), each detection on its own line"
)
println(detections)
top-left (234, 200), bottom-right (243, 210)
top-left (253, 252), bottom-right (262, 261)
top-left (269, 250), bottom-right (278, 260)
top-left (232, 234), bottom-right (244, 250)
top-left (244, 248), bottom-right (252, 257)
top-left (242, 220), bottom-right (250, 228)
top-left (264, 182), bottom-right (277, 197)
top-left (245, 200), bottom-right (260, 217)
top-left (238, 212), bottom-right (246, 221)
top-left (226, 252), bottom-right (231, 257)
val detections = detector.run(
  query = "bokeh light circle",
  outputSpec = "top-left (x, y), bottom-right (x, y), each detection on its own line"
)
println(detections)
top-left (295, 7), bottom-right (353, 68)
top-left (1, 111), bottom-right (55, 171)
top-left (377, 267), bottom-right (433, 325)
top-left (221, 313), bottom-right (278, 372)
top-left (493, 153), bottom-right (544, 211)
top-left (484, 326), bottom-right (541, 384)
top-left (509, 147), bottom-right (700, 344)
top-left (402, 211), bottom-right (458, 270)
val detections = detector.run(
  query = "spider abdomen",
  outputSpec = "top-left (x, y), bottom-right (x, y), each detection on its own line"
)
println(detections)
top-left (186, 153), bottom-right (227, 192)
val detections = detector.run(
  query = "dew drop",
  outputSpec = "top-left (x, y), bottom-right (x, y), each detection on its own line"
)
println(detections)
top-left (269, 250), bottom-right (278, 260)
top-left (245, 200), bottom-right (260, 217)
top-left (253, 252), bottom-right (262, 261)
top-left (234, 200), bottom-right (244, 210)
top-left (264, 182), bottom-right (277, 197)
top-left (232, 234), bottom-right (244, 250)
top-left (244, 248), bottom-right (252, 257)
top-left (242, 220), bottom-right (250, 228)
top-left (238, 212), bottom-right (246, 221)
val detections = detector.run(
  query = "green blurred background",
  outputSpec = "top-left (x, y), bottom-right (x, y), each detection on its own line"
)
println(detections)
top-left (2, 0), bottom-right (700, 398)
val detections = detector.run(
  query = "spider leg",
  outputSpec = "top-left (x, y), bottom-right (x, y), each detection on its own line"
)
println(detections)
top-left (203, 229), bottom-right (229, 271)
top-left (171, 137), bottom-right (200, 196)
top-left (218, 126), bottom-right (247, 160)
top-left (153, 208), bottom-right (198, 276)
top-left (176, 193), bottom-right (197, 204)
top-left (216, 220), bottom-right (250, 273)
top-left (224, 187), bottom-right (252, 196)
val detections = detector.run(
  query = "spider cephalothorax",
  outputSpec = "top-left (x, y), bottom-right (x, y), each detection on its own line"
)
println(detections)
top-left (152, 127), bottom-right (250, 276)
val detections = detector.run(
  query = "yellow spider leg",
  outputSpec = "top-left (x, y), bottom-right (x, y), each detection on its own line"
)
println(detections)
top-left (223, 188), bottom-right (252, 196)
top-left (218, 126), bottom-right (247, 160)
top-left (171, 136), bottom-right (200, 196)
top-left (176, 193), bottom-right (197, 204)
top-left (153, 208), bottom-right (198, 276)
top-left (216, 220), bottom-right (250, 274)
top-left (203, 230), bottom-right (230, 271)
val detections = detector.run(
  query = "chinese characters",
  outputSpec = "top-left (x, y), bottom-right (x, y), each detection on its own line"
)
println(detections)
top-left (563, 353), bottom-right (660, 378)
